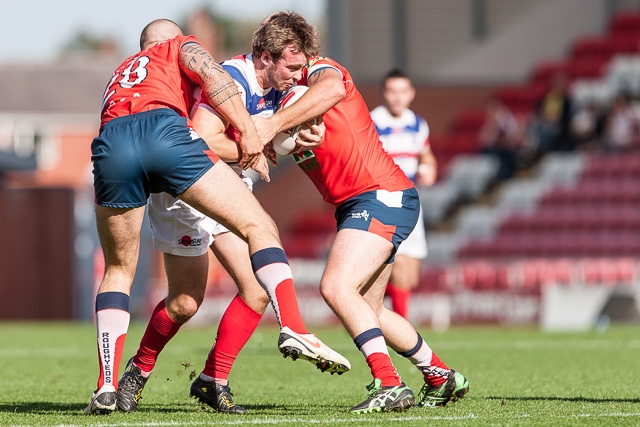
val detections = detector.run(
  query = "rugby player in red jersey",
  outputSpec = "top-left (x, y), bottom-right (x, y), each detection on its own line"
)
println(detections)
top-left (86, 18), bottom-right (337, 415)
top-left (254, 18), bottom-right (470, 412)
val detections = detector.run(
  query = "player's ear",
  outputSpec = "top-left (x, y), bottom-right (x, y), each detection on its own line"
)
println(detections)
top-left (408, 86), bottom-right (416, 103)
top-left (261, 50), bottom-right (273, 65)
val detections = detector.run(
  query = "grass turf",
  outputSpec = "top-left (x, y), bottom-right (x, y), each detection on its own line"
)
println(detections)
top-left (0, 322), bottom-right (639, 426)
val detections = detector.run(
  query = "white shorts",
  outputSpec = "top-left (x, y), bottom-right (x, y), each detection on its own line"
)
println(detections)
top-left (148, 176), bottom-right (253, 257)
top-left (395, 204), bottom-right (428, 259)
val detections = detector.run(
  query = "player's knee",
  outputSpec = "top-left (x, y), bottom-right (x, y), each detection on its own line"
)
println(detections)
top-left (246, 215), bottom-right (280, 240)
top-left (239, 285), bottom-right (269, 314)
top-left (165, 296), bottom-right (201, 323)
top-left (319, 281), bottom-right (341, 305)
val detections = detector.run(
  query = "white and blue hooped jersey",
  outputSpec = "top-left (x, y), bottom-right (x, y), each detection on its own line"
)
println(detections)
top-left (193, 53), bottom-right (283, 119)
top-left (192, 53), bottom-right (284, 171)
top-left (222, 53), bottom-right (284, 118)
top-left (370, 106), bottom-right (430, 181)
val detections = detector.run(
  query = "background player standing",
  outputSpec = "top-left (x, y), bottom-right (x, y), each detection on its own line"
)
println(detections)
top-left (370, 69), bottom-right (438, 319)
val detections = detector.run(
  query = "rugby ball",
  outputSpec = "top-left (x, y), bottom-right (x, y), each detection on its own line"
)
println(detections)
top-left (271, 85), bottom-right (318, 155)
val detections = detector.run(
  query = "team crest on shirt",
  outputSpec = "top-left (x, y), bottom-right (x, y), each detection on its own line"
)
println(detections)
top-left (292, 150), bottom-right (320, 172)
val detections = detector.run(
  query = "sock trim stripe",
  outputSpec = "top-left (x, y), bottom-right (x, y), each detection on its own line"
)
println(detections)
top-left (353, 328), bottom-right (383, 350)
top-left (398, 333), bottom-right (423, 358)
top-left (95, 291), bottom-right (130, 312)
top-left (250, 247), bottom-right (289, 271)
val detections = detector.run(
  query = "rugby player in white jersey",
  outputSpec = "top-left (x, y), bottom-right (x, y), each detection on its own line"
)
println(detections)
top-left (369, 69), bottom-right (438, 319)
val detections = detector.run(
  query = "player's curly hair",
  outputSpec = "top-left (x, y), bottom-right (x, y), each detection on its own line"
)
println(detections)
top-left (252, 11), bottom-right (320, 62)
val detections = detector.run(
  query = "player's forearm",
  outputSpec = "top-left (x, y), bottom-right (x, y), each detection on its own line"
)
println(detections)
top-left (420, 150), bottom-right (437, 171)
top-left (272, 73), bottom-right (345, 132)
top-left (204, 133), bottom-right (241, 162)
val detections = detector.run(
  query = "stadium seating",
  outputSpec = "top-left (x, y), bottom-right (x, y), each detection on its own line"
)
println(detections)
top-left (281, 11), bottom-right (640, 295)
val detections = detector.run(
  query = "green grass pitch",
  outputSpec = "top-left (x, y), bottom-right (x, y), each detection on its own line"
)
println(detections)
top-left (0, 322), bottom-right (639, 426)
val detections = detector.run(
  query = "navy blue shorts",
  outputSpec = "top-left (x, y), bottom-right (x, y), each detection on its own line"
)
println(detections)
top-left (92, 109), bottom-right (218, 208)
top-left (335, 187), bottom-right (420, 263)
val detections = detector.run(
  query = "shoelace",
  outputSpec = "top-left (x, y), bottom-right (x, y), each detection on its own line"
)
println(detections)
top-left (365, 379), bottom-right (382, 397)
top-left (215, 383), bottom-right (236, 398)
top-left (120, 374), bottom-right (145, 397)
top-left (417, 383), bottom-right (429, 400)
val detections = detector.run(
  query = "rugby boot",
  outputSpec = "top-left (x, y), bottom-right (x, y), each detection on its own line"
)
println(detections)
top-left (278, 326), bottom-right (351, 374)
top-left (349, 378), bottom-right (415, 413)
top-left (116, 357), bottom-right (149, 412)
top-left (190, 377), bottom-right (247, 414)
top-left (416, 369), bottom-right (469, 408)
top-left (84, 385), bottom-right (116, 415)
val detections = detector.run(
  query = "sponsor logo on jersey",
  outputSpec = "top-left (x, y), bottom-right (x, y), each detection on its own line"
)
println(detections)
top-left (178, 235), bottom-right (202, 247)
top-left (292, 150), bottom-right (320, 172)
top-left (256, 97), bottom-right (274, 111)
top-left (351, 210), bottom-right (370, 222)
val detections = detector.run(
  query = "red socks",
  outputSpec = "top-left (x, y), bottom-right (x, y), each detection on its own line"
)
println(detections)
top-left (398, 333), bottom-right (451, 387)
top-left (133, 300), bottom-right (182, 373)
top-left (250, 248), bottom-right (308, 334)
top-left (386, 283), bottom-right (410, 319)
top-left (354, 329), bottom-right (402, 387)
top-left (366, 353), bottom-right (402, 387)
top-left (423, 353), bottom-right (450, 387)
top-left (202, 294), bottom-right (262, 381)
top-left (273, 279), bottom-right (308, 333)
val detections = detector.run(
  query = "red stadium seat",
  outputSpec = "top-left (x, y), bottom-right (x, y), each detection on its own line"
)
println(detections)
top-left (609, 34), bottom-right (640, 54)
top-left (418, 267), bottom-right (450, 292)
top-left (571, 36), bottom-right (616, 62)
top-left (565, 58), bottom-right (608, 79)
top-left (290, 210), bottom-right (336, 234)
top-left (495, 83), bottom-right (546, 114)
top-left (530, 61), bottom-right (570, 87)
top-left (282, 234), bottom-right (332, 259)
top-left (450, 109), bottom-right (487, 133)
top-left (609, 12), bottom-right (640, 37)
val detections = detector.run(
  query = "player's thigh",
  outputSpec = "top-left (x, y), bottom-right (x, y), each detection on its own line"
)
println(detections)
top-left (321, 228), bottom-right (394, 295)
top-left (164, 252), bottom-right (209, 306)
top-left (95, 204), bottom-right (146, 272)
top-left (178, 162), bottom-right (279, 245)
top-left (389, 254), bottom-right (422, 290)
top-left (360, 262), bottom-right (394, 312)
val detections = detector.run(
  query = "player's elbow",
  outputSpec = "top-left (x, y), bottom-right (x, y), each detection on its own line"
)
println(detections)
top-left (327, 81), bottom-right (346, 104)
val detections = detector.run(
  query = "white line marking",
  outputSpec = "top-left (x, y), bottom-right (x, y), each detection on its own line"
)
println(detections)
top-left (6, 412), bottom-right (640, 427)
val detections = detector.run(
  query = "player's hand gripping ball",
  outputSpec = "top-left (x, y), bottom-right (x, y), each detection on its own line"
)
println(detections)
top-left (271, 85), bottom-right (320, 155)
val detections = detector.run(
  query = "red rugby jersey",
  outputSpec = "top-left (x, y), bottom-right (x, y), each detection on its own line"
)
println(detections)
top-left (296, 57), bottom-right (413, 206)
top-left (99, 35), bottom-right (200, 129)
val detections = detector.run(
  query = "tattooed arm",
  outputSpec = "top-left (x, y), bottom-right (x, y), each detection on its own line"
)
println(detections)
top-left (256, 67), bottom-right (345, 144)
top-left (179, 41), bottom-right (262, 168)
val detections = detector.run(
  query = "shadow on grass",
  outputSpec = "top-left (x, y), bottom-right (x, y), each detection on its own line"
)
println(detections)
top-left (0, 402), bottom-right (88, 414)
top-left (0, 401), bottom-right (347, 415)
top-left (486, 396), bottom-right (640, 403)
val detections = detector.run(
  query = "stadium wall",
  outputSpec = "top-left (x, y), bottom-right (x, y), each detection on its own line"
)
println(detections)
top-left (0, 188), bottom-right (74, 319)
